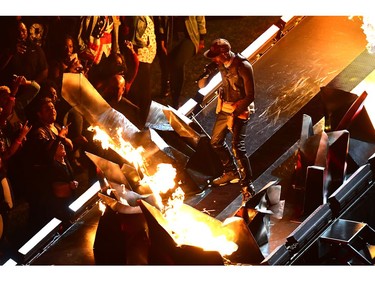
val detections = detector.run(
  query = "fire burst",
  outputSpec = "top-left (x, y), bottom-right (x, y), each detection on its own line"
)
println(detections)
top-left (89, 125), bottom-right (179, 209)
top-left (89, 125), bottom-right (146, 173)
top-left (90, 125), bottom-right (238, 257)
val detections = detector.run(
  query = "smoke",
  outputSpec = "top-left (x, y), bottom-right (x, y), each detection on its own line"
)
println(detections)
top-left (361, 16), bottom-right (375, 54)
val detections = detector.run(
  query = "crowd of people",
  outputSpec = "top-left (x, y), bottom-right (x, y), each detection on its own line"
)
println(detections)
top-left (0, 15), bottom-right (208, 244)
top-left (0, 16), bottom-right (257, 256)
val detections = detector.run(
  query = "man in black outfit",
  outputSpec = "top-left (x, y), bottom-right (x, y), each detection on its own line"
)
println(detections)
top-left (199, 38), bottom-right (256, 202)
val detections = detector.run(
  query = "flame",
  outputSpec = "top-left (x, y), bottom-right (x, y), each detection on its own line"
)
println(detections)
top-left (141, 163), bottom-right (177, 194)
top-left (98, 200), bottom-right (106, 215)
top-left (89, 125), bottom-right (146, 172)
top-left (163, 201), bottom-right (238, 256)
top-left (140, 163), bottom-right (179, 209)
top-left (90, 125), bottom-right (238, 257)
top-left (89, 125), bottom-right (181, 210)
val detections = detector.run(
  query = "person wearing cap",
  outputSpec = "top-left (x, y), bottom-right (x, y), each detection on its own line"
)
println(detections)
top-left (200, 38), bottom-right (256, 202)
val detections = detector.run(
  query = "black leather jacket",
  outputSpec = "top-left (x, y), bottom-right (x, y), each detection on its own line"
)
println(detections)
top-left (218, 53), bottom-right (255, 116)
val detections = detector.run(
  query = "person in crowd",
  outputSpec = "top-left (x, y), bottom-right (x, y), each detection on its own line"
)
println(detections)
top-left (91, 39), bottom-right (139, 95)
top-left (0, 82), bottom-right (32, 156)
top-left (94, 40), bottom-right (140, 125)
top-left (90, 52), bottom-right (126, 87)
top-left (0, 74), bottom-right (39, 128)
top-left (48, 34), bottom-right (84, 88)
top-left (30, 80), bottom-right (91, 180)
top-left (43, 16), bottom-right (81, 62)
top-left (45, 32), bottom-right (88, 167)
top-left (0, 84), bottom-right (32, 183)
top-left (29, 97), bottom-right (73, 158)
top-left (155, 16), bottom-right (207, 108)
top-left (21, 97), bottom-right (74, 232)
top-left (199, 38), bottom-right (256, 202)
top-left (16, 16), bottom-right (50, 48)
top-left (77, 16), bottom-right (120, 77)
top-left (0, 20), bottom-right (48, 86)
top-left (25, 79), bottom-right (59, 124)
top-left (121, 40), bottom-right (140, 95)
top-left (0, 20), bottom-right (48, 126)
top-left (120, 16), bottom-right (157, 129)
top-left (154, 16), bottom-right (171, 98)
top-left (0, 76), bottom-right (35, 203)
top-left (24, 79), bottom-right (86, 175)
top-left (0, 80), bottom-right (32, 251)
top-left (45, 41), bottom-right (83, 142)
top-left (99, 74), bottom-right (141, 129)
top-left (45, 139), bottom-right (78, 225)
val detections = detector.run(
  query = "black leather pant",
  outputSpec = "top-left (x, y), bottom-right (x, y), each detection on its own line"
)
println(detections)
top-left (210, 111), bottom-right (252, 183)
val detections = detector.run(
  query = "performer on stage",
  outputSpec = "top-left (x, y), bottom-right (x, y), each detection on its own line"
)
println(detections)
top-left (199, 38), bottom-right (256, 202)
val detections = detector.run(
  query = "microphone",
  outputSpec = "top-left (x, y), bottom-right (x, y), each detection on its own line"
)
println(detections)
top-left (195, 62), bottom-right (218, 83)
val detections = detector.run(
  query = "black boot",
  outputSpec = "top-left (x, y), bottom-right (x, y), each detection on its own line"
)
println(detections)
top-left (236, 157), bottom-right (256, 201)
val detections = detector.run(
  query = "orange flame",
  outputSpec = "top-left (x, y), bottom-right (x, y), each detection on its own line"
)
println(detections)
top-left (88, 125), bottom-right (146, 172)
top-left (89, 125), bottom-right (180, 209)
top-left (140, 163), bottom-right (180, 209)
top-left (163, 202), bottom-right (238, 256)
